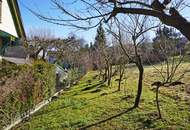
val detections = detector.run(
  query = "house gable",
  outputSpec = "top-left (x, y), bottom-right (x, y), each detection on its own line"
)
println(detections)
top-left (0, 0), bottom-right (18, 37)
top-left (0, 0), bottom-right (25, 39)
top-left (7, 0), bottom-right (26, 39)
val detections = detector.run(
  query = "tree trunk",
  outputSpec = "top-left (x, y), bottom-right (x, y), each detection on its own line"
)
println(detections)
top-left (107, 64), bottom-right (110, 86)
top-left (134, 62), bottom-right (144, 107)
top-left (168, 20), bottom-right (190, 41)
top-left (108, 65), bottom-right (112, 86)
top-left (118, 64), bottom-right (123, 91)
top-left (118, 78), bottom-right (122, 91)
top-left (156, 86), bottom-right (162, 119)
top-left (99, 69), bottom-right (103, 80)
top-left (104, 67), bottom-right (108, 82)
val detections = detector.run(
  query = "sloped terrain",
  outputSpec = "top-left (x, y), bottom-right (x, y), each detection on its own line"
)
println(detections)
top-left (14, 63), bottom-right (190, 130)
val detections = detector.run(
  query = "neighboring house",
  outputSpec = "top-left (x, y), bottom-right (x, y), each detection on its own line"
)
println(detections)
top-left (45, 48), bottom-right (57, 63)
top-left (0, 0), bottom-right (26, 57)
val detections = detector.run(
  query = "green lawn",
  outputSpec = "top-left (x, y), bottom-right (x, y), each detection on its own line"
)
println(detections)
top-left (14, 63), bottom-right (190, 130)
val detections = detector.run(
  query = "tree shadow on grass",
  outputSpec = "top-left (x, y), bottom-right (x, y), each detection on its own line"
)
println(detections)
top-left (79, 106), bottom-right (136, 130)
top-left (90, 88), bottom-right (102, 93)
top-left (111, 90), bottom-right (120, 94)
top-left (81, 82), bottom-right (104, 92)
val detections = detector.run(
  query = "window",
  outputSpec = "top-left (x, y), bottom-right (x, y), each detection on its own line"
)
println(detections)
top-left (0, 0), bottom-right (2, 23)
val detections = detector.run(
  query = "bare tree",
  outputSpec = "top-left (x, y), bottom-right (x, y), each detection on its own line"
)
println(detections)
top-left (150, 29), bottom-right (188, 119)
top-left (107, 15), bottom-right (157, 107)
top-left (52, 35), bottom-right (86, 67)
top-left (117, 55), bottom-right (127, 91)
top-left (91, 24), bottom-right (116, 86)
top-left (105, 46), bottom-right (115, 86)
top-left (27, 28), bottom-right (55, 60)
top-left (110, 37), bottom-right (128, 91)
top-left (27, 0), bottom-right (190, 40)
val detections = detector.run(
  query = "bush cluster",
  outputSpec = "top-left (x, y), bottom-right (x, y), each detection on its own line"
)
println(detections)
top-left (0, 60), bottom-right (56, 129)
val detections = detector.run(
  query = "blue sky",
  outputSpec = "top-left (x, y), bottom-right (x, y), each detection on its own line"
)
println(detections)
top-left (18, 0), bottom-right (190, 43)
top-left (18, 0), bottom-right (97, 43)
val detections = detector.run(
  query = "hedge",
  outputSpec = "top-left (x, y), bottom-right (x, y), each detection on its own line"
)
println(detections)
top-left (0, 60), bottom-right (56, 129)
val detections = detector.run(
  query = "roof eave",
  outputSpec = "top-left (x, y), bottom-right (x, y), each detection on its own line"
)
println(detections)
top-left (7, 0), bottom-right (26, 39)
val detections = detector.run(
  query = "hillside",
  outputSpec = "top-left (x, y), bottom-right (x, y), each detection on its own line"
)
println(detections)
top-left (14, 63), bottom-right (190, 130)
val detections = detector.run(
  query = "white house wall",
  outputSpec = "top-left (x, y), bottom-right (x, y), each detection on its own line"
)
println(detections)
top-left (0, 0), bottom-right (18, 37)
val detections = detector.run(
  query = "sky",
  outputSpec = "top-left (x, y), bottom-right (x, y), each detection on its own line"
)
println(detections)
top-left (18, 0), bottom-right (97, 43)
top-left (18, 0), bottom-right (190, 43)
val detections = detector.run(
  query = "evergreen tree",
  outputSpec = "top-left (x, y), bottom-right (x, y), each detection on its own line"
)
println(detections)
top-left (94, 23), bottom-right (107, 49)
top-left (153, 26), bottom-right (180, 51)
top-left (153, 26), bottom-right (180, 43)
top-left (92, 23), bottom-right (107, 73)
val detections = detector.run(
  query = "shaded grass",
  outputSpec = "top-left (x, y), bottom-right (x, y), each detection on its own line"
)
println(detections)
top-left (14, 63), bottom-right (190, 130)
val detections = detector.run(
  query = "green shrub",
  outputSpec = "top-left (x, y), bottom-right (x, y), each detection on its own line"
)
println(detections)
top-left (33, 61), bottom-right (56, 99)
top-left (59, 67), bottom-right (86, 88)
top-left (0, 60), bottom-right (56, 129)
top-left (68, 67), bottom-right (86, 86)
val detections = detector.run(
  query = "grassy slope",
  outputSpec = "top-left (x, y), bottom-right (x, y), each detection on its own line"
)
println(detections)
top-left (14, 63), bottom-right (190, 130)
